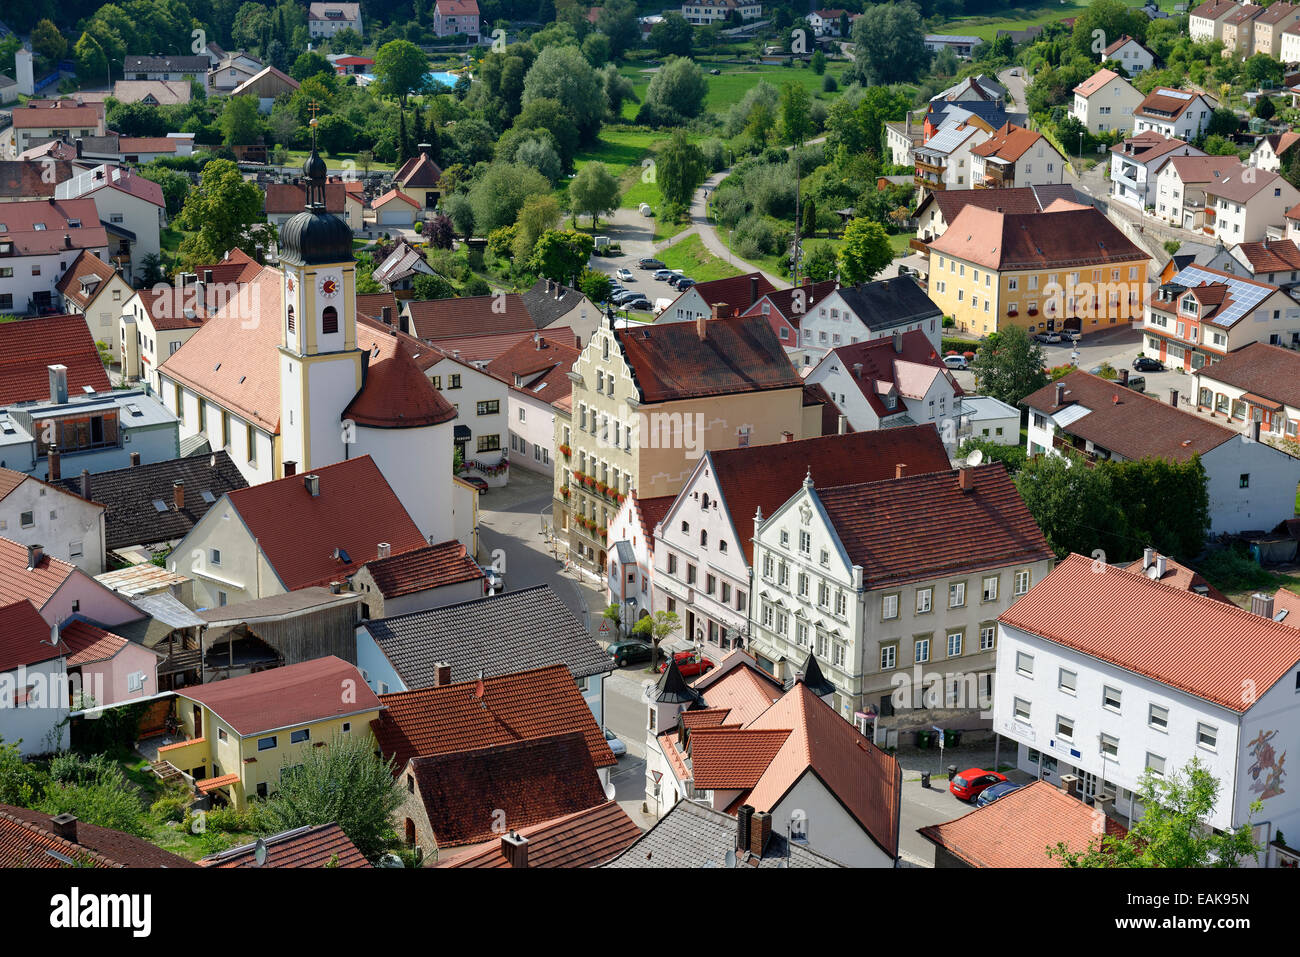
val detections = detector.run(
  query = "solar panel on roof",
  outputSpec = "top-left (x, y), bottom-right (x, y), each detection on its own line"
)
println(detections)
top-left (1173, 265), bottom-right (1270, 326)
top-left (1158, 89), bottom-right (1193, 100)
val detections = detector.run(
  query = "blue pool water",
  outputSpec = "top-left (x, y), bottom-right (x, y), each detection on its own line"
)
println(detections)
top-left (426, 71), bottom-right (462, 89)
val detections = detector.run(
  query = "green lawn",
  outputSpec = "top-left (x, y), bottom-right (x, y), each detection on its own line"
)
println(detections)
top-left (283, 149), bottom-right (396, 172)
top-left (658, 233), bottom-right (742, 282)
top-left (934, 0), bottom-right (1180, 42)
top-left (618, 59), bottom-right (850, 120)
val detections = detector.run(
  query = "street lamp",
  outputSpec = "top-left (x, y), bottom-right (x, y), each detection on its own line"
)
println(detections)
top-left (728, 228), bottom-right (733, 264)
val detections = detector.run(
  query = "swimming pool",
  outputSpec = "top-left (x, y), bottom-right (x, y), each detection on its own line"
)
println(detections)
top-left (426, 71), bottom-right (462, 89)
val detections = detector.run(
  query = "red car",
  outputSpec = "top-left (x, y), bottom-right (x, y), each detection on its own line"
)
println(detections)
top-left (950, 768), bottom-right (1007, 802)
top-left (657, 651), bottom-right (714, 678)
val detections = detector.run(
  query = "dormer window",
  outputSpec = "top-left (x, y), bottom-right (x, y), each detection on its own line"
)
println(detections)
top-left (1181, 296), bottom-right (1198, 317)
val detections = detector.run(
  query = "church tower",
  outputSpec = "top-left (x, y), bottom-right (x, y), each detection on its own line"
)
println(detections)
top-left (276, 117), bottom-right (363, 477)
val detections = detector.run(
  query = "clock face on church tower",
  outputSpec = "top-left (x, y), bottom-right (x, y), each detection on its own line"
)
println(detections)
top-left (317, 276), bottom-right (339, 299)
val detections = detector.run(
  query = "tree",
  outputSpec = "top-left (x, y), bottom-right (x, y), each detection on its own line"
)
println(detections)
top-left (443, 192), bottom-right (476, 239)
top-left (513, 194), bottom-right (563, 262)
top-left (1202, 134), bottom-right (1240, 157)
top-left (932, 45), bottom-right (958, 78)
top-left (811, 49), bottom-right (826, 75)
top-left (836, 218), bottom-right (892, 284)
top-left (569, 161), bottom-right (621, 227)
top-left (530, 229), bottom-right (595, 284)
top-left (600, 63), bottom-right (638, 120)
top-left (632, 610), bottom-right (681, 670)
top-left (969, 325), bottom-right (1048, 407)
top-left (176, 159), bottom-right (276, 269)
top-left (1048, 758), bottom-right (1262, 867)
top-left (581, 31), bottom-right (611, 67)
top-left (602, 603), bottom-right (623, 637)
top-left (262, 731), bottom-right (405, 863)
top-left (657, 130), bottom-right (707, 208)
top-left (522, 44), bottom-right (606, 143)
top-left (803, 241), bottom-right (837, 281)
top-left (315, 114), bottom-right (356, 155)
top-left (31, 19), bottom-right (66, 64)
top-left (291, 50), bottom-right (334, 82)
top-left (413, 272), bottom-right (457, 299)
top-left (650, 13), bottom-right (694, 58)
top-left (427, 213), bottom-right (455, 250)
top-left (579, 267), bottom-right (613, 304)
top-left (1071, 0), bottom-right (1147, 61)
top-left (597, 0), bottom-right (641, 59)
top-left (218, 95), bottom-right (264, 146)
top-left (1255, 94), bottom-right (1276, 121)
top-left (137, 163), bottom-right (191, 218)
top-left (802, 197), bottom-right (817, 238)
top-left (1204, 106), bottom-right (1241, 140)
top-left (779, 81), bottom-right (813, 148)
top-left (848, 2), bottom-right (926, 86)
top-left (1243, 52), bottom-right (1284, 90)
top-left (468, 162), bottom-right (552, 233)
top-left (374, 39), bottom-right (429, 106)
top-left (232, 1), bottom-right (271, 51)
top-left (642, 55), bottom-right (707, 125)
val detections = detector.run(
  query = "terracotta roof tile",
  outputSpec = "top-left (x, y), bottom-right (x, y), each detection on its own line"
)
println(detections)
top-left (1123, 553), bottom-right (1235, 604)
top-left (405, 732), bottom-right (608, 847)
top-left (406, 293), bottom-right (536, 341)
top-left (394, 152), bottom-right (444, 189)
top-left (363, 539), bottom-right (483, 598)
top-left (265, 182), bottom-right (349, 214)
top-left (740, 280), bottom-right (838, 328)
top-left (1272, 587), bottom-right (1300, 626)
top-left (12, 102), bottom-right (103, 130)
top-left (999, 554), bottom-right (1300, 711)
top-left (616, 314), bottom-right (802, 403)
top-left (224, 455), bottom-right (427, 591)
top-left (199, 823), bottom-right (370, 867)
top-left (668, 272), bottom-right (776, 315)
top-left (0, 198), bottom-right (107, 257)
top-left (372, 663), bottom-right (615, 773)
top-left (420, 327), bottom-right (574, 364)
top-left (56, 619), bottom-right (129, 666)
top-left (1074, 68), bottom-right (1123, 98)
top-left (442, 801), bottom-right (640, 868)
top-left (815, 464), bottom-right (1053, 588)
top-left (484, 333), bottom-right (582, 406)
top-left (355, 291), bottom-right (399, 323)
top-left (1136, 88), bottom-right (1209, 121)
top-left (179, 655), bottom-right (381, 735)
top-left (822, 331), bottom-right (960, 420)
top-left (348, 316), bottom-right (458, 427)
top-left (54, 250), bottom-right (117, 309)
top-left (0, 803), bottom-right (196, 867)
top-left (1196, 341), bottom-right (1300, 411)
top-left (970, 122), bottom-right (1046, 162)
top-left (0, 538), bottom-right (76, 614)
top-left (707, 424), bottom-right (953, 565)
top-left (1024, 370), bottom-right (1236, 461)
top-left (918, 184), bottom-right (1079, 225)
top-left (0, 315), bottom-right (111, 405)
top-left (1190, 0), bottom-right (1238, 19)
top-left (1233, 239), bottom-right (1300, 273)
top-left (929, 206), bottom-right (1144, 271)
top-left (690, 727), bottom-right (792, 789)
top-left (0, 159), bottom-right (72, 199)
top-left (918, 780), bottom-right (1124, 866)
top-left (0, 600), bottom-right (61, 672)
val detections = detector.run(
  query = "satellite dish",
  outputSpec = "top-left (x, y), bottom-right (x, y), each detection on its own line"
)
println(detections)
top-left (604, 779), bottom-right (616, 802)
top-left (724, 849), bottom-right (737, 869)
top-left (253, 838), bottom-right (268, 867)
top-left (966, 449), bottom-right (984, 467)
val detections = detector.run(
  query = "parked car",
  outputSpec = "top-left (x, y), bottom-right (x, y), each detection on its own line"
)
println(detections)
top-left (709, 68), bottom-right (721, 75)
top-left (616, 268), bottom-right (634, 282)
top-left (942, 354), bottom-right (968, 370)
top-left (1132, 356), bottom-right (1163, 372)
top-left (668, 274), bottom-right (694, 289)
top-left (608, 639), bottom-right (653, 667)
top-left (624, 297), bottom-right (652, 310)
top-left (653, 269), bottom-right (678, 281)
top-left (657, 650), bottom-right (715, 678)
top-left (638, 258), bottom-right (665, 270)
top-left (675, 278), bottom-right (696, 289)
top-left (604, 727), bottom-right (627, 758)
top-left (1035, 332), bottom-right (1062, 344)
top-left (460, 476), bottom-right (489, 493)
top-left (975, 780), bottom-right (1022, 807)
top-left (612, 290), bottom-right (641, 305)
top-left (1125, 374), bottom-right (1147, 393)
top-left (950, 768), bottom-right (1007, 802)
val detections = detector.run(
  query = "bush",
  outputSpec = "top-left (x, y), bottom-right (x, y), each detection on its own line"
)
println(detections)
top-left (822, 73), bottom-right (838, 93)
top-left (1197, 544), bottom-right (1286, 593)
top-left (1096, 361), bottom-right (1117, 380)
top-left (414, 220), bottom-right (424, 235)
top-left (150, 794), bottom-right (189, 824)
top-left (942, 336), bottom-right (979, 355)
top-left (942, 316), bottom-right (955, 328)
top-left (733, 214), bottom-right (783, 258)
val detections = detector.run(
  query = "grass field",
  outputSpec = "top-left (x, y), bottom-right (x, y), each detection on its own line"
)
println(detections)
top-left (658, 233), bottom-right (742, 282)
top-left (282, 149), bottom-right (396, 172)
top-left (934, 0), bottom-right (1181, 42)
top-left (619, 59), bottom-right (851, 120)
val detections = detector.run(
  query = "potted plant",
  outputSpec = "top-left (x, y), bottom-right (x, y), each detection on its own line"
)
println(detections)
top-left (560, 485), bottom-right (571, 498)
top-left (559, 443), bottom-right (572, 458)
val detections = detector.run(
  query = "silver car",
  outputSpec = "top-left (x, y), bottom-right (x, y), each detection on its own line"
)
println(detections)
top-left (604, 728), bottom-right (626, 757)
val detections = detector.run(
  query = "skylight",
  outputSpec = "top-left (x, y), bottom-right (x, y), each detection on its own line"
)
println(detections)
top-left (152, 499), bottom-right (168, 512)
top-left (201, 490), bottom-right (216, 504)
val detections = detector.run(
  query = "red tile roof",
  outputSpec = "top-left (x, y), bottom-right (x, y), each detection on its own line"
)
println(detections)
top-left (403, 732), bottom-right (609, 847)
top-left (355, 291), bottom-right (400, 323)
top-left (199, 823), bottom-right (370, 867)
top-left (12, 101), bottom-right (103, 130)
top-left (739, 280), bottom-right (838, 328)
top-left (0, 198), bottom-right (107, 256)
top-left (348, 316), bottom-right (458, 427)
top-left (929, 205), bottom-right (1144, 271)
top-left (823, 330), bottom-right (961, 419)
top-left (191, 247), bottom-right (262, 287)
top-left (1136, 88), bottom-right (1207, 121)
top-left (372, 663), bottom-right (615, 773)
top-left (72, 165), bottom-right (165, 208)
top-left (394, 151), bottom-right (444, 189)
top-left (373, 188), bottom-right (420, 210)
top-left (1102, 34), bottom-right (1152, 57)
top-left (178, 655), bottom-right (381, 735)
top-left (265, 181), bottom-right (350, 215)
top-left (363, 539), bottom-right (484, 598)
top-left (406, 293), bottom-right (536, 341)
top-left (57, 619), bottom-right (130, 666)
top-left (616, 314), bottom-right (803, 403)
top-left (1122, 553), bottom-right (1235, 604)
top-left (1233, 239), bottom-right (1300, 274)
top-left (131, 283), bottom-right (208, 332)
top-left (224, 455), bottom-right (427, 591)
top-left (1023, 370), bottom-right (1236, 461)
top-left (1273, 587), bottom-right (1300, 626)
top-left (670, 272), bottom-right (777, 316)
top-left (815, 463), bottom-right (1053, 589)
top-left (0, 538), bottom-right (77, 614)
top-left (707, 424), bottom-right (953, 565)
top-left (1196, 342), bottom-right (1300, 412)
top-left (55, 250), bottom-right (119, 310)
top-left (0, 803), bottom-right (196, 867)
top-left (917, 184), bottom-right (1080, 225)
top-left (1109, 130), bottom-right (1197, 164)
top-left (1073, 68), bottom-right (1123, 99)
top-left (918, 780), bottom-right (1124, 866)
top-left (0, 600), bottom-right (60, 672)
top-left (420, 327), bottom-right (574, 364)
top-left (118, 137), bottom-right (182, 154)
top-left (440, 801), bottom-right (639, 868)
top-left (689, 728), bottom-right (792, 789)
top-left (484, 333), bottom-right (582, 406)
top-left (1000, 554), bottom-right (1300, 711)
top-left (1190, 0), bottom-right (1238, 19)
top-left (624, 491), bottom-right (675, 552)
top-left (970, 122), bottom-right (1046, 162)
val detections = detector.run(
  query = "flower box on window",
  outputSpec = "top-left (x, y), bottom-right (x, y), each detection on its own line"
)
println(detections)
top-left (1027, 308), bottom-right (1039, 316)
top-left (558, 444), bottom-right (572, 458)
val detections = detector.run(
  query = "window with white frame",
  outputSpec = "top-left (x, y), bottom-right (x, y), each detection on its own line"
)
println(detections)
top-left (914, 637), bottom-right (930, 663)
top-left (1102, 686), bottom-right (1122, 712)
top-left (1197, 722), bottom-right (1217, 751)
top-left (1100, 733), bottom-right (1119, 758)
top-left (981, 576), bottom-right (998, 602)
top-left (979, 624), bottom-right (995, 650)
top-left (882, 594), bottom-right (899, 619)
top-left (1149, 703), bottom-right (1169, 731)
top-left (916, 587), bottom-right (932, 614)
top-left (949, 582), bottom-right (966, 607)
top-left (1056, 714), bottom-right (1074, 740)
top-left (1016, 651), bottom-right (1033, 676)
top-left (881, 644), bottom-right (897, 669)
top-left (1146, 752), bottom-right (1166, 777)
top-left (1058, 669), bottom-right (1076, 695)
top-left (946, 630), bottom-right (962, 657)
top-left (1013, 697), bottom-right (1031, 721)
top-left (1014, 569), bottom-right (1031, 595)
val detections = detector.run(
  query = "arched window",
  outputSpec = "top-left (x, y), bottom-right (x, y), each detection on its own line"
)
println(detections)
top-left (701, 492), bottom-right (709, 509)
top-left (286, 304), bottom-right (295, 332)
top-left (700, 529), bottom-right (708, 548)
top-left (322, 306), bottom-right (339, 335)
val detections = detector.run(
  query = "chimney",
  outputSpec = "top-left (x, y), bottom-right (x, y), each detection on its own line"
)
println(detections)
top-left (534, 332), bottom-right (542, 350)
top-left (377, 542), bottom-right (392, 559)
top-left (398, 312), bottom-right (410, 336)
top-left (283, 460), bottom-right (297, 477)
top-left (749, 275), bottom-right (759, 307)
top-left (501, 831), bottom-right (529, 868)
top-left (895, 463), bottom-right (906, 479)
top-left (1143, 546), bottom-right (1155, 570)
top-left (329, 580), bottom-right (343, 594)
top-left (79, 468), bottom-right (90, 501)
top-left (381, 305), bottom-right (392, 325)
top-left (1252, 593), bottom-right (1276, 619)
top-left (26, 544), bottom-right (43, 570)
top-left (736, 804), bottom-right (754, 850)
top-left (173, 481), bottom-right (184, 511)
top-left (893, 330), bottom-right (903, 353)
top-left (1059, 773), bottom-right (1079, 797)
top-left (1119, 368), bottom-right (1129, 386)
top-left (47, 446), bottom-right (60, 482)
top-left (1055, 382), bottom-right (1065, 406)
top-left (1169, 388), bottom-right (1179, 408)
top-left (129, 451), bottom-right (141, 467)
top-left (48, 364), bottom-right (68, 404)
top-left (418, 142), bottom-right (432, 158)
top-left (852, 362), bottom-right (863, 379)
top-left (838, 414), bottom-right (848, 435)
top-left (49, 813), bottom-right (78, 844)
top-left (434, 662), bottom-right (452, 686)
top-left (958, 467), bottom-right (973, 492)
top-left (697, 312), bottom-right (708, 341)
top-left (750, 811), bottom-right (773, 857)
top-left (203, 269), bottom-right (213, 284)
top-left (710, 301), bottom-right (728, 321)
top-left (1155, 555), bottom-right (1167, 579)
top-left (781, 430), bottom-right (794, 443)
top-left (546, 279), bottom-right (554, 295)
top-left (75, 138), bottom-right (83, 158)
top-left (304, 474), bottom-right (320, 497)
top-left (1251, 420), bottom-right (1262, 442)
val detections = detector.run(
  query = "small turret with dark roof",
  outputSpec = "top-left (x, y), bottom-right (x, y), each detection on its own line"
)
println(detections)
top-left (653, 654), bottom-right (703, 705)
top-left (791, 651), bottom-right (837, 700)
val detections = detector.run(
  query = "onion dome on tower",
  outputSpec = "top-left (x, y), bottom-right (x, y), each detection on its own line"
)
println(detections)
top-left (278, 121), bottom-right (353, 266)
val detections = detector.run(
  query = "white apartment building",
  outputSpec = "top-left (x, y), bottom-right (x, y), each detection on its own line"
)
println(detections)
top-left (1109, 132), bottom-right (1205, 213)
top-left (1072, 69), bottom-right (1143, 135)
top-left (996, 553), bottom-right (1300, 864)
top-left (794, 278), bottom-right (943, 368)
top-left (1132, 88), bottom-right (1215, 141)
top-left (55, 165), bottom-right (165, 285)
top-left (1101, 35), bottom-right (1155, 75)
top-left (423, 352), bottom-right (511, 487)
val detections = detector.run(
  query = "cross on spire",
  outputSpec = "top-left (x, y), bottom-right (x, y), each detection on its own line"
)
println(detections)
top-left (308, 99), bottom-right (321, 151)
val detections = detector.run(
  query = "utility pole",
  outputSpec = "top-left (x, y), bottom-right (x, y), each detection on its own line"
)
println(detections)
top-left (792, 150), bottom-right (801, 288)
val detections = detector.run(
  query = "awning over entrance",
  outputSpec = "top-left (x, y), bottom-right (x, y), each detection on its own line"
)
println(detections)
top-left (454, 424), bottom-right (471, 440)
top-left (1242, 392), bottom-right (1283, 412)
top-left (196, 773), bottom-right (239, 793)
